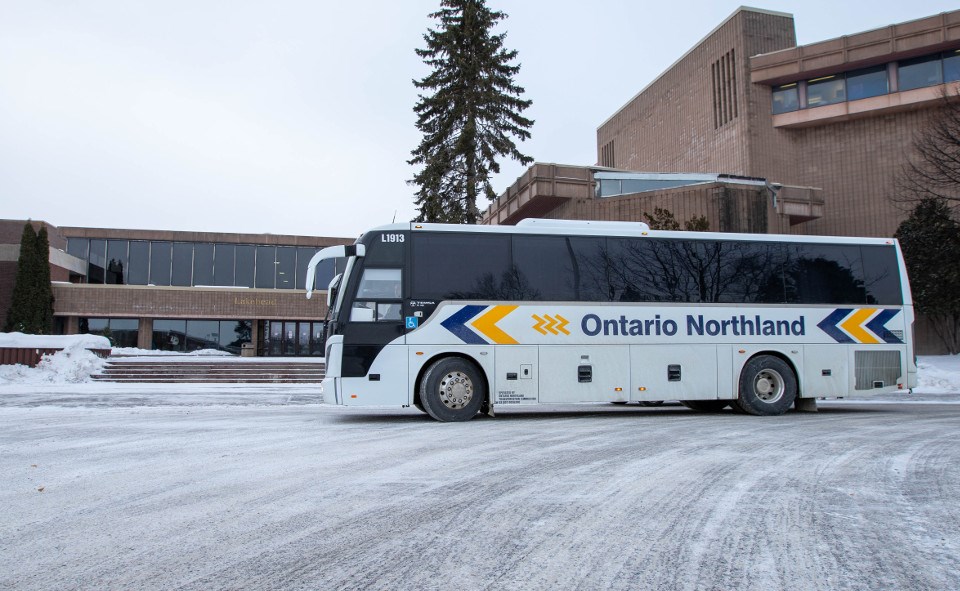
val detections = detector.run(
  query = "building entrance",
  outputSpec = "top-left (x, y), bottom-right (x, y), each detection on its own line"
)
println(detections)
top-left (261, 320), bottom-right (325, 357)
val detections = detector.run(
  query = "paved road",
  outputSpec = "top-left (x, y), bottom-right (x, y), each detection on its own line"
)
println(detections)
top-left (2, 398), bottom-right (959, 590)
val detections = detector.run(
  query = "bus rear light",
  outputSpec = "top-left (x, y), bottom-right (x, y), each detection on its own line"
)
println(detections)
top-left (615, 387), bottom-right (623, 392)
top-left (350, 394), bottom-right (358, 399)
top-left (638, 387), bottom-right (647, 391)
top-left (416, 351), bottom-right (424, 355)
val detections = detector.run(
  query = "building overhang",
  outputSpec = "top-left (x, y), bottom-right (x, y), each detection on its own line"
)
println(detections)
top-left (482, 163), bottom-right (593, 225)
top-left (483, 164), bottom-right (824, 228)
top-left (750, 10), bottom-right (960, 86)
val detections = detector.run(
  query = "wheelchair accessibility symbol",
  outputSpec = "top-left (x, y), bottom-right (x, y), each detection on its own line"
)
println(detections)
top-left (405, 316), bottom-right (419, 329)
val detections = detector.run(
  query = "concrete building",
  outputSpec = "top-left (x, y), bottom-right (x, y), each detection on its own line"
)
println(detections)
top-left (486, 7), bottom-right (960, 237)
top-left (0, 220), bottom-right (352, 356)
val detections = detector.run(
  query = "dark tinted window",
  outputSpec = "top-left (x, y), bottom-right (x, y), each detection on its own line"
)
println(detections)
top-left (512, 236), bottom-right (577, 301)
top-left (193, 243), bottom-right (214, 286)
top-left (276, 247), bottom-right (296, 289)
top-left (899, 55), bottom-right (942, 91)
top-left (296, 247), bottom-right (315, 289)
top-left (214, 244), bottom-right (235, 286)
top-left (255, 246), bottom-right (275, 288)
top-left (945, 50), bottom-right (960, 82)
top-left (106, 240), bottom-right (127, 284)
top-left (186, 319), bottom-right (220, 351)
top-left (88, 239), bottom-right (106, 284)
top-left (149, 242), bottom-right (171, 286)
top-left (235, 245), bottom-right (255, 288)
top-left (786, 244), bottom-right (865, 304)
top-left (846, 65), bottom-right (888, 101)
top-left (772, 83), bottom-right (799, 114)
top-left (412, 233), bottom-right (511, 300)
top-left (153, 319), bottom-right (186, 351)
top-left (219, 320), bottom-right (251, 354)
top-left (861, 245), bottom-right (902, 305)
top-left (128, 241), bottom-right (149, 285)
top-left (807, 75), bottom-right (845, 107)
top-left (568, 237), bottom-right (608, 301)
top-left (171, 243), bottom-right (193, 286)
top-left (66, 238), bottom-right (88, 260)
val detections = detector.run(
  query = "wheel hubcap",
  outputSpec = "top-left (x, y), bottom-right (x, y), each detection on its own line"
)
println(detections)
top-left (439, 371), bottom-right (473, 409)
top-left (754, 369), bottom-right (785, 403)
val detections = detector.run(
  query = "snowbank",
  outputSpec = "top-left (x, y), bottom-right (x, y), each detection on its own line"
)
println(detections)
top-left (915, 355), bottom-right (960, 394)
top-left (0, 332), bottom-right (110, 349)
top-left (111, 347), bottom-right (232, 357)
top-left (0, 341), bottom-right (106, 385)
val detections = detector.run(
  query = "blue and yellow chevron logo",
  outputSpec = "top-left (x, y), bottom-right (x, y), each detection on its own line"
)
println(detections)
top-left (441, 305), bottom-right (518, 345)
top-left (817, 308), bottom-right (902, 344)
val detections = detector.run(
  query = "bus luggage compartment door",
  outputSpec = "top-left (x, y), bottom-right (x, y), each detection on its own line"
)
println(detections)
top-left (630, 345), bottom-right (718, 401)
top-left (538, 346), bottom-right (630, 403)
top-left (494, 346), bottom-right (538, 405)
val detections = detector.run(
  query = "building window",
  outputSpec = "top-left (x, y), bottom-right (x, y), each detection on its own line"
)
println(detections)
top-left (79, 317), bottom-right (138, 348)
top-left (255, 246), bottom-right (276, 289)
top-left (806, 75), bottom-right (845, 107)
top-left (214, 244), bottom-right (236, 286)
top-left (128, 241), bottom-right (149, 285)
top-left (149, 242), bottom-right (171, 286)
top-left (846, 65), bottom-right (888, 101)
top-left (193, 243), bottom-right (214, 286)
top-left (105, 240), bottom-right (127, 285)
top-left (899, 54), bottom-right (943, 91)
top-left (88, 239), bottom-right (106, 284)
top-left (943, 49), bottom-right (960, 83)
top-left (771, 83), bottom-right (799, 114)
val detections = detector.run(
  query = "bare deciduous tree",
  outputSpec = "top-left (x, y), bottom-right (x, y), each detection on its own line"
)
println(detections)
top-left (894, 84), bottom-right (960, 206)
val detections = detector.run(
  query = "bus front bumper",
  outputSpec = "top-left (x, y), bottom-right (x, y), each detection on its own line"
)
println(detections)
top-left (320, 376), bottom-right (339, 405)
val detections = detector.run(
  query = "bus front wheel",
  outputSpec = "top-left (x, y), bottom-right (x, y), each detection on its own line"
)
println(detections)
top-left (419, 357), bottom-right (486, 422)
top-left (735, 355), bottom-right (797, 416)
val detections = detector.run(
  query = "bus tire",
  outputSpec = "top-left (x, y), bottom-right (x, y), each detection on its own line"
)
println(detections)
top-left (680, 400), bottom-right (729, 412)
top-left (735, 355), bottom-right (797, 416)
top-left (419, 357), bottom-right (486, 422)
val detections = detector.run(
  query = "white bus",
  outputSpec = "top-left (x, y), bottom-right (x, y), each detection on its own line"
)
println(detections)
top-left (306, 219), bottom-right (916, 421)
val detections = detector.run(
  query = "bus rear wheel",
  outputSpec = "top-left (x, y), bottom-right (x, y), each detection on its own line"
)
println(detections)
top-left (681, 400), bottom-right (729, 412)
top-left (419, 357), bottom-right (486, 422)
top-left (735, 355), bottom-right (797, 416)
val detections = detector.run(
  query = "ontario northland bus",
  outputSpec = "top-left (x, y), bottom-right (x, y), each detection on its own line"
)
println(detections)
top-left (305, 219), bottom-right (916, 421)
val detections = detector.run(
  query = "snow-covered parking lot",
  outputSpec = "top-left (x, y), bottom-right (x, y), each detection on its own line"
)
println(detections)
top-left (2, 382), bottom-right (960, 590)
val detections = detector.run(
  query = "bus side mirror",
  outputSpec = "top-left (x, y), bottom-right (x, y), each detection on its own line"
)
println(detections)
top-left (326, 273), bottom-right (342, 308)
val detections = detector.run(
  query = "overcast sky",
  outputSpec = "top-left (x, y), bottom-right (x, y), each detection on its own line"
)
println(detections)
top-left (1, 1), bottom-right (957, 239)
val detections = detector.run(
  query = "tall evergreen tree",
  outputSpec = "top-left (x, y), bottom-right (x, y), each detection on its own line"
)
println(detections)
top-left (409, 0), bottom-right (534, 224)
top-left (894, 198), bottom-right (960, 353)
top-left (33, 226), bottom-right (55, 334)
top-left (5, 223), bottom-right (38, 333)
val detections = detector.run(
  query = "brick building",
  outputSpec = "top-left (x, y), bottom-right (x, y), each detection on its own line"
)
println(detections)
top-left (0, 220), bottom-right (352, 356)
top-left (482, 7), bottom-right (960, 353)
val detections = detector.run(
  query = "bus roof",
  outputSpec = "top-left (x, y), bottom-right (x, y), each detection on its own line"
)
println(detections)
top-left (361, 219), bottom-right (899, 246)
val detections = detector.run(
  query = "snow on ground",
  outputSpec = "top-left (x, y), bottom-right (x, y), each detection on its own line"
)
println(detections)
top-left (916, 354), bottom-right (960, 393)
top-left (0, 332), bottom-right (109, 348)
top-left (111, 347), bottom-right (232, 357)
top-left (0, 340), bottom-right (106, 385)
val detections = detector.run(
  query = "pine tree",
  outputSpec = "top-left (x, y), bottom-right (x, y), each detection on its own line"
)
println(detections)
top-left (409, 0), bottom-right (534, 224)
top-left (5, 223), bottom-right (38, 333)
top-left (894, 198), bottom-right (960, 353)
top-left (34, 226), bottom-right (55, 334)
